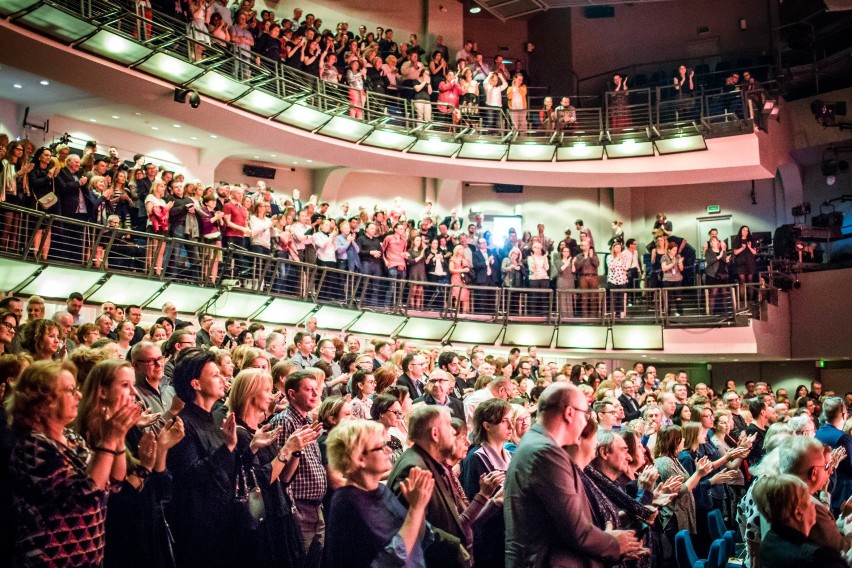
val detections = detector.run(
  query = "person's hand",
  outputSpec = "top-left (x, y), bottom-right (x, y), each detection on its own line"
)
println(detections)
top-left (478, 470), bottom-right (505, 497)
top-left (605, 522), bottom-right (642, 557)
top-left (21, 162), bottom-right (34, 174)
top-left (221, 412), bottom-right (237, 451)
top-left (79, 176), bottom-right (88, 187)
top-left (657, 475), bottom-right (684, 496)
top-left (725, 446), bottom-right (749, 461)
top-left (652, 491), bottom-right (676, 508)
top-left (637, 466), bottom-right (659, 491)
top-left (490, 486), bottom-right (505, 506)
top-left (696, 456), bottom-right (713, 476)
top-left (249, 423), bottom-right (281, 453)
top-left (102, 393), bottom-right (144, 444)
top-left (831, 447), bottom-right (847, 471)
top-left (157, 416), bottom-right (185, 450)
top-left (710, 470), bottom-right (739, 485)
top-left (136, 408), bottom-right (162, 429)
top-left (168, 395), bottom-right (185, 416)
top-left (399, 467), bottom-right (435, 511)
top-left (138, 431), bottom-right (157, 470)
top-left (280, 421), bottom-right (323, 457)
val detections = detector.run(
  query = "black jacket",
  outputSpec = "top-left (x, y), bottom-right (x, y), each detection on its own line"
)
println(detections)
top-left (413, 393), bottom-right (465, 423)
top-left (55, 167), bottom-right (95, 218)
top-left (759, 524), bottom-right (846, 568)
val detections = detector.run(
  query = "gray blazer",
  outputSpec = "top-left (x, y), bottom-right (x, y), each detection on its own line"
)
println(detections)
top-left (504, 423), bottom-right (620, 568)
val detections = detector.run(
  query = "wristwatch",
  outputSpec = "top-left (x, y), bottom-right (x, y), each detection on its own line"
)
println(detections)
top-left (277, 453), bottom-right (289, 464)
top-left (291, 451), bottom-right (303, 458)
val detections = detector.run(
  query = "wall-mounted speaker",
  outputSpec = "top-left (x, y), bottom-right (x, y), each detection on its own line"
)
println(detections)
top-left (494, 184), bottom-right (523, 193)
top-left (583, 6), bottom-right (615, 18)
top-left (242, 164), bottom-right (276, 179)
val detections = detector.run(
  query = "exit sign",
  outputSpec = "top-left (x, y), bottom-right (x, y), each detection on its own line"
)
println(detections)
top-left (707, 205), bottom-right (721, 214)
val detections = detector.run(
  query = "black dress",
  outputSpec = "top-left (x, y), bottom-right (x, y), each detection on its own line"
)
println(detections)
top-left (234, 421), bottom-right (305, 568)
top-left (733, 234), bottom-right (757, 276)
top-left (27, 164), bottom-right (59, 214)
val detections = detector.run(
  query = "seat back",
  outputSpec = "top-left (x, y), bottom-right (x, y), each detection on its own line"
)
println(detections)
top-left (675, 529), bottom-right (699, 568)
top-left (705, 539), bottom-right (725, 568)
top-left (707, 508), bottom-right (726, 541)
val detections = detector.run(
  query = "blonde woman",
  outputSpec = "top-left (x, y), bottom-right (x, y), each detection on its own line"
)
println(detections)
top-left (449, 244), bottom-right (471, 313)
top-left (144, 180), bottom-right (172, 275)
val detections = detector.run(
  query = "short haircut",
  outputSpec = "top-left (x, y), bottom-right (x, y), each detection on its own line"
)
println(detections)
top-left (749, 396), bottom-right (768, 420)
top-left (130, 341), bottom-right (158, 363)
top-left (408, 404), bottom-right (447, 444)
top-left (752, 473), bottom-right (809, 526)
top-left (172, 348), bottom-right (216, 403)
top-left (778, 435), bottom-right (825, 478)
top-left (67, 292), bottom-right (84, 301)
top-left (326, 419), bottom-right (384, 476)
top-left (595, 429), bottom-right (619, 458)
top-left (401, 353), bottom-right (415, 374)
top-left (369, 393), bottom-right (399, 421)
top-left (7, 360), bottom-right (77, 431)
top-left (821, 396), bottom-right (846, 425)
top-left (284, 370), bottom-right (315, 400)
top-left (437, 351), bottom-right (457, 370)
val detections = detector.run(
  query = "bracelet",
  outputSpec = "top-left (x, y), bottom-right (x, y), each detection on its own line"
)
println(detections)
top-left (134, 466), bottom-right (152, 480)
top-left (291, 450), bottom-right (303, 458)
top-left (92, 446), bottom-right (123, 456)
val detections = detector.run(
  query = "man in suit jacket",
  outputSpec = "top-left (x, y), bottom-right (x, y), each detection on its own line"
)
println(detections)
top-left (504, 383), bottom-right (641, 568)
top-left (618, 379), bottom-right (642, 422)
top-left (396, 353), bottom-right (427, 399)
top-left (387, 406), bottom-right (471, 567)
top-left (55, 154), bottom-right (95, 263)
top-left (413, 370), bottom-right (465, 422)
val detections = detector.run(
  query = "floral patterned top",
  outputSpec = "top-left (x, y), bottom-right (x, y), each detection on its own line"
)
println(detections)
top-left (607, 254), bottom-right (630, 285)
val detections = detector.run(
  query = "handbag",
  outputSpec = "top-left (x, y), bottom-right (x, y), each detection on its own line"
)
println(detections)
top-left (233, 454), bottom-right (265, 530)
top-left (38, 192), bottom-right (58, 210)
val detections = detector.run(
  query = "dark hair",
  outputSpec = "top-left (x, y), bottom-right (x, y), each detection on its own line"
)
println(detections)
top-left (472, 398), bottom-right (511, 446)
top-left (437, 351), bottom-right (457, 371)
top-left (351, 369), bottom-right (372, 399)
top-left (383, 385), bottom-right (410, 404)
top-left (172, 348), bottom-right (215, 403)
top-left (370, 393), bottom-right (399, 420)
top-left (68, 292), bottom-right (84, 302)
top-left (20, 319), bottom-right (59, 356)
top-left (748, 396), bottom-right (768, 420)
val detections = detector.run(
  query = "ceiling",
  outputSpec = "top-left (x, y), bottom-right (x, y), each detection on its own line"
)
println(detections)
top-left (0, 64), bottom-right (332, 170)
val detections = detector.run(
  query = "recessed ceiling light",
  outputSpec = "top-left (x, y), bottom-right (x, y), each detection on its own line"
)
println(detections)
top-left (253, 155), bottom-right (259, 159)
top-left (170, 138), bottom-right (178, 142)
top-left (292, 161), bottom-right (298, 165)
top-left (190, 136), bottom-right (198, 140)
top-left (39, 80), bottom-right (50, 86)
top-left (151, 127), bottom-right (159, 130)
top-left (270, 154), bottom-right (276, 157)
top-left (306, 159), bottom-right (313, 163)
top-left (209, 135), bottom-right (218, 139)
top-left (111, 115), bottom-right (120, 119)
top-left (12, 84), bottom-right (22, 89)
top-left (89, 118), bottom-right (97, 122)
top-left (172, 124), bottom-right (181, 128)
top-left (134, 112), bottom-right (141, 116)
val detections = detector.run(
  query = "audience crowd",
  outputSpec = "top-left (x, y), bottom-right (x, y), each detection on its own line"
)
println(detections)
top-left (1, 289), bottom-right (851, 567)
top-left (1, 134), bottom-right (766, 318)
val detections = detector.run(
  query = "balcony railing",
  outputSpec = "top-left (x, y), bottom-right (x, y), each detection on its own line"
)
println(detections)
top-left (0, 202), bottom-right (745, 328)
top-left (0, 0), bottom-right (758, 161)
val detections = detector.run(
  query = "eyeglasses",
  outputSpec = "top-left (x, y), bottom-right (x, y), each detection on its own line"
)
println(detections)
top-left (384, 410), bottom-right (403, 417)
top-left (812, 461), bottom-right (832, 473)
top-left (569, 405), bottom-right (592, 419)
top-left (0, 321), bottom-right (16, 333)
top-left (59, 386), bottom-right (81, 396)
top-left (427, 378), bottom-right (450, 384)
top-left (364, 380), bottom-right (377, 385)
top-left (136, 356), bottom-right (165, 366)
top-left (367, 440), bottom-right (393, 453)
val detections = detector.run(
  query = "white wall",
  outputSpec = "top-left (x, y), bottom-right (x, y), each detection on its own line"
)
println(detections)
top-left (213, 157), bottom-right (314, 197)
top-left (0, 98), bottom-right (22, 140)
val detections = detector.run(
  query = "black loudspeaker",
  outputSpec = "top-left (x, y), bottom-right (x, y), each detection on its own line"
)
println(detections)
top-left (813, 212), bottom-right (843, 228)
top-left (584, 6), bottom-right (615, 18)
top-left (242, 165), bottom-right (276, 179)
top-left (494, 184), bottom-right (523, 193)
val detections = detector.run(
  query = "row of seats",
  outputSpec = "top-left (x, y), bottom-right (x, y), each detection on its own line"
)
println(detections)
top-left (675, 509), bottom-right (741, 568)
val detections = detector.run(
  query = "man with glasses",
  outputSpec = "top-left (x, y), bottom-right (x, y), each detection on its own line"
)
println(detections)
top-left (316, 338), bottom-right (341, 377)
top-left (815, 396), bottom-right (852, 513)
top-left (505, 383), bottom-right (642, 567)
top-left (397, 353), bottom-right (427, 398)
top-left (414, 369), bottom-right (465, 422)
top-left (195, 313), bottom-right (215, 347)
top-left (162, 329), bottom-right (198, 386)
top-left (619, 380), bottom-right (642, 421)
top-left (594, 399), bottom-right (621, 431)
top-left (125, 304), bottom-right (146, 345)
top-left (778, 435), bottom-right (846, 549)
top-left (130, 341), bottom-right (181, 437)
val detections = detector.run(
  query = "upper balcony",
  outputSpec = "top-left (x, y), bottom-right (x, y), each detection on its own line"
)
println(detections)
top-left (0, 0), bottom-right (787, 188)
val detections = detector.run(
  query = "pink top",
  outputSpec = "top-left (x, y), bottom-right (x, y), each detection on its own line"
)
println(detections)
top-left (382, 234), bottom-right (408, 270)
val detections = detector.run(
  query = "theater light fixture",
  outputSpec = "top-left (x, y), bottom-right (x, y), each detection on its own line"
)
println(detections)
top-left (502, 324), bottom-right (555, 347)
top-left (254, 298), bottom-right (316, 325)
top-left (136, 52), bottom-right (203, 84)
top-left (555, 325), bottom-right (609, 350)
top-left (610, 325), bottom-right (664, 350)
top-left (317, 115), bottom-right (375, 142)
top-left (187, 71), bottom-right (249, 102)
top-left (556, 135), bottom-right (605, 161)
top-left (821, 148), bottom-right (849, 186)
top-left (86, 275), bottom-right (163, 306)
top-left (208, 291), bottom-right (269, 318)
top-left (408, 137), bottom-right (462, 157)
top-left (310, 306), bottom-right (362, 330)
top-left (12, 4), bottom-right (95, 42)
top-left (173, 87), bottom-right (201, 108)
top-left (653, 124), bottom-right (707, 155)
top-left (449, 321), bottom-right (503, 344)
top-left (0, 0), bottom-right (40, 16)
top-left (361, 129), bottom-right (418, 151)
top-left (507, 143), bottom-right (556, 162)
top-left (231, 88), bottom-right (291, 117)
top-left (395, 317), bottom-right (454, 341)
top-left (273, 103), bottom-right (333, 131)
top-left (20, 266), bottom-right (104, 299)
top-left (457, 141), bottom-right (508, 160)
top-left (145, 283), bottom-right (218, 313)
top-left (348, 312), bottom-right (407, 336)
top-left (605, 131), bottom-right (655, 159)
top-left (78, 29), bottom-right (153, 65)
top-left (0, 258), bottom-right (41, 292)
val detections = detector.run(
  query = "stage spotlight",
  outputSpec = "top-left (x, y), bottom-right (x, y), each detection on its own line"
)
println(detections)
top-left (811, 100), bottom-right (836, 127)
top-left (174, 87), bottom-right (201, 108)
top-left (821, 148), bottom-right (849, 185)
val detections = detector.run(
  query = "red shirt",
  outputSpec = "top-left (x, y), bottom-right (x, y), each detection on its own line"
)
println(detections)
top-left (222, 201), bottom-right (247, 238)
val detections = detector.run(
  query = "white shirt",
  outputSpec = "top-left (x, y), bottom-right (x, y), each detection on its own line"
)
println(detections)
top-left (463, 388), bottom-right (495, 430)
top-left (483, 77), bottom-right (507, 107)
